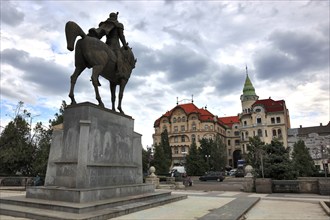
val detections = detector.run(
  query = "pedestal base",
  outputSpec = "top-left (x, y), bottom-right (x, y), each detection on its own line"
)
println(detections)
top-left (27, 183), bottom-right (155, 203)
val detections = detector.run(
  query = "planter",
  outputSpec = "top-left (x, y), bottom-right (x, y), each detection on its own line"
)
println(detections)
top-left (318, 179), bottom-right (330, 195)
top-left (255, 178), bottom-right (272, 193)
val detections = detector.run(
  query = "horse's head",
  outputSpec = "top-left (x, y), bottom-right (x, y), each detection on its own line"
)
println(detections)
top-left (121, 46), bottom-right (137, 69)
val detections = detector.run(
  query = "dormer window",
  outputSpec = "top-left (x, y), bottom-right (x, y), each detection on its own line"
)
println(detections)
top-left (256, 118), bottom-right (262, 124)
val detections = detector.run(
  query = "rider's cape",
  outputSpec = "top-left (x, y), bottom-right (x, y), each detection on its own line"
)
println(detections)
top-left (89, 19), bottom-right (123, 39)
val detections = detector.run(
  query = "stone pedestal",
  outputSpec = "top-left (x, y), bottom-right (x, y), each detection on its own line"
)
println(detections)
top-left (27, 102), bottom-right (154, 202)
top-left (255, 178), bottom-right (272, 194)
top-left (145, 166), bottom-right (160, 188)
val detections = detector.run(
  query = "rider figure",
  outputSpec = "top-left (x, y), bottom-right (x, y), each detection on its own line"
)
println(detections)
top-left (88, 12), bottom-right (128, 73)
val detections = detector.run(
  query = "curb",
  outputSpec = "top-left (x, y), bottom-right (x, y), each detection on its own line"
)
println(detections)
top-left (320, 201), bottom-right (330, 216)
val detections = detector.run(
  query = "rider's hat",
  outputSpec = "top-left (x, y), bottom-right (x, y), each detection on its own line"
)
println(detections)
top-left (109, 12), bottom-right (119, 19)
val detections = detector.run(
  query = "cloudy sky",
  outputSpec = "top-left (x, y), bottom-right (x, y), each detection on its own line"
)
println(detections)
top-left (1, 0), bottom-right (329, 147)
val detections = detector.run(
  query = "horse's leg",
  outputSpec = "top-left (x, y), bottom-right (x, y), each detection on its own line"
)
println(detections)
top-left (110, 82), bottom-right (116, 111)
top-left (69, 66), bottom-right (85, 105)
top-left (117, 79), bottom-right (128, 114)
top-left (91, 65), bottom-right (104, 107)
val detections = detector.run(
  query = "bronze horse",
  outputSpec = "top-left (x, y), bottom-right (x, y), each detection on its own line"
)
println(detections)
top-left (65, 21), bottom-right (136, 113)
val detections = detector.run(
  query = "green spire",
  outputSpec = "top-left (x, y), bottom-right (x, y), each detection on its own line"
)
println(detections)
top-left (243, 74), bottom-right (257, 96)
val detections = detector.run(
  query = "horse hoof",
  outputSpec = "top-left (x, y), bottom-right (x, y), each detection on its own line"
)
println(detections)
top-left (118, 108), bottom-right (124, 114)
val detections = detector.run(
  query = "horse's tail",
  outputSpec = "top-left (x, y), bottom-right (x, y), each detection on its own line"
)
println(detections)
top-left (65, 21), bottom-right (86, 51)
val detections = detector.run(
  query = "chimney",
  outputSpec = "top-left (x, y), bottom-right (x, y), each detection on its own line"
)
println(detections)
top-left (300, 125), bottom-right (302, 128)
top-left (320, 123), bottom-right (323, 126)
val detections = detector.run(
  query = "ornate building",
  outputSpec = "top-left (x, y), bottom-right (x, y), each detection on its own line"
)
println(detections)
top-left (288, 122), bottom-right (330, 172)
top-left (153, 102), bottom-right (227, 166)
top-left (153, 71), bottom-right (291, 168)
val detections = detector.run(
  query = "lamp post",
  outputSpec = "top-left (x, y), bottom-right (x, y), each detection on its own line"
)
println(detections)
top-left (205, 155), bottom-right (211, 170)
top-left (29, 114), bottom-right (40, 141)
top-left (321, 145), bottom-right (329, 177)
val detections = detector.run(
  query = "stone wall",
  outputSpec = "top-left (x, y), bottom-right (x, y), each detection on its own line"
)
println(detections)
top-left (253, 177), bottom-right (330, 195)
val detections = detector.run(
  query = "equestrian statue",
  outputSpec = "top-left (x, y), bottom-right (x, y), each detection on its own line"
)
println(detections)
top-left (65, 12), bottom-right (136, 114)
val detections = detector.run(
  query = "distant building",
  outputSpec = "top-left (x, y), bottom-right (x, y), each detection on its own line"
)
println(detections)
top-left (153, 69), bottom-right (291, 168)
top-left (288, 122), bottom-right (330, 171)
top-left (153, 102), bottom-right (227, 166)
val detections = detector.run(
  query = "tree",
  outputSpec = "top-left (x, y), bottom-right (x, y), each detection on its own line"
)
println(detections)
top-left (199, 138), bottom-right (212, 171)
top-left (199, 135), bottom-right (227, 171)
top-left (291, 140), bottom-right (316, 177)
top-left (151, 143), bottom-right (169, 174)
top-left (0, 101), bottom-right (67, 176)
top-left (142, 147), bottom-right (152, 174)
top-left (31, 100), bottom-right (67, 176)
top-left (246, 136), bottom-right (266, 178)
top-left (262, 140), bottom-right (295, 180)
top-left (49, 100), bottom-right (66, 126)
top-left (30, 122), bottom-right (52, 176)
top-left (185, 141), bottom-right (207, 175)
top-left (212, 134), bottom-right (227, 171)
top-left (0, 107), bottom-right (34, 175)
top-left (160, 129), bottom-right (172, 168)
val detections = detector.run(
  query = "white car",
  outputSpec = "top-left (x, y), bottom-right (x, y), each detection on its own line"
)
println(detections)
top-left (229, 169), bottom-right (237, 176)
top-left (170, 166), bottom-right (186, 176)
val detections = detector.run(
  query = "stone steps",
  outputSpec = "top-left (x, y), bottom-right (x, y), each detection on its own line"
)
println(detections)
top-left (0, 191), bottom-right (187, 220)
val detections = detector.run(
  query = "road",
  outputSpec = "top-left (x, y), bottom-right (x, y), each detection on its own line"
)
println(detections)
top-left (185, 176), bottom-right (245, 192)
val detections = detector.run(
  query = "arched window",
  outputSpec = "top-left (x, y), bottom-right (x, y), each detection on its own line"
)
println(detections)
top-left (173, 117), bottom-right (176, 123)
top-left (182, 116), bottom-right (185, 122)
top-left (192, 122), bottom-right (196, 131)
top-left (258, 129), bottom-right (262, 137)
top-left (162, 125), bottom-right (167, 131)
top-left (192, 134), bottom-right (196, 142)
top-left (272, 130), bottom-right (277, 137)
top-left (278, 129), bottom-right (282, 137)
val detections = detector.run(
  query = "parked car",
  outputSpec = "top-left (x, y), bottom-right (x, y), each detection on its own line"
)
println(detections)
top-left (235, 168), bottom-right (245, 177)
top-left (199, 171), bottom-right (225, 182)
top-left (229, 169), bottom-right (237, 176)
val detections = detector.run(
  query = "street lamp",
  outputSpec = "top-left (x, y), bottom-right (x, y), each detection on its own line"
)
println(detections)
top-left (321, 145), bottom-right (329, 177)
top-left (29, 114), bottom-right (40, 141)
top-left (205, 155), bottom-right (211, 170)
top-left (182, 151), bottom-right (188, 166)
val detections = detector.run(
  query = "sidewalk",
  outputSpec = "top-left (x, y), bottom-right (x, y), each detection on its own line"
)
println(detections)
top-left (0, 189), bottom-right (329, 220)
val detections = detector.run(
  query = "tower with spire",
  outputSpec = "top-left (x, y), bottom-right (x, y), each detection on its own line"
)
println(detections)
top-left (240, 66), bottom-right (259, 113)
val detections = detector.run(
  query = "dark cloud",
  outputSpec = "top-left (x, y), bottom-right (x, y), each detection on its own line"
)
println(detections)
top-left (254, 29), bottom-right (329, 81)
top-left (133, 20), bottom-right (148, 31)
top-left (0, 49), bottom-right (81, 95)
top-left (214, 65), bottom-right (245, 94)
top-left (1, 1), bottom-right (25, 26)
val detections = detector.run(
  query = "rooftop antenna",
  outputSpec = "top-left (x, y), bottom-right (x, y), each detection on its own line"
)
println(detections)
top-left (191, 94), bottom-right (194, 103)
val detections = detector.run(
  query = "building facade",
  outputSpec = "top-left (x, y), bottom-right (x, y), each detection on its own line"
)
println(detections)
top-left (288, 123), bottom-right (330, 171)
top-left (153, 102), bottom-right (227, 166)
top-left (153, 73), bottom-right (292, 168)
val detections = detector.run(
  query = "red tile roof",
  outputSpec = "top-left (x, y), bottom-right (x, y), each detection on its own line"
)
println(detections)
top-left (252, 98), bottom-right (286, 112)
top-left (219, 116), bottom-right (240, 128)
top-left (154, 103), bottom-right (220, 127)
